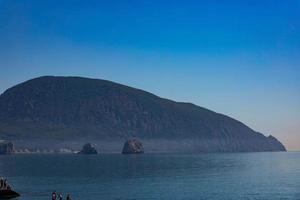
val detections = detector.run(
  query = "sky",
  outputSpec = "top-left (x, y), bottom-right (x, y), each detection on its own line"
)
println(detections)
top-left (0, 0), bottom-right (299, 150)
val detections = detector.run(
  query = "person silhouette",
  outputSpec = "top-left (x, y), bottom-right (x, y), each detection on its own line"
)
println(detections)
top-left (0, 177), bottom-right (3, 189)
top-left (58, 193), bottom-right (63, 200)
top-left (52, 191), bottom-right (57, 200)
top-left (66, 194), bottom-right (72, 200)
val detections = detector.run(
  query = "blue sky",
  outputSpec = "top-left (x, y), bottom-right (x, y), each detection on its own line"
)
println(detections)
top-left (0, 0), bottom-right (299, 150)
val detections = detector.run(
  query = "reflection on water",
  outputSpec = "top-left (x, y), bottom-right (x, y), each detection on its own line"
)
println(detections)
top-left (0, 152), bottom-right (299, 200)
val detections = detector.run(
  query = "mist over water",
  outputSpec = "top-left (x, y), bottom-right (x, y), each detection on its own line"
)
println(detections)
top-left (1, 152), bottom-right (299, 200)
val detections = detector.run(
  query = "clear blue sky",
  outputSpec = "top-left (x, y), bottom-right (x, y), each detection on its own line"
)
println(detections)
top-left (0, 0), bottom-right (299, 150)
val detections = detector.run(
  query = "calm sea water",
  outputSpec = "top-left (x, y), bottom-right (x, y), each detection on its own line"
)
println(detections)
top-left (0, 152), bottom-right (299, 200)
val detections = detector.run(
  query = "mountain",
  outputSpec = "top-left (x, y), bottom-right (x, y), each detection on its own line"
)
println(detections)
top-left (0, 76), bottom-right (286, 152)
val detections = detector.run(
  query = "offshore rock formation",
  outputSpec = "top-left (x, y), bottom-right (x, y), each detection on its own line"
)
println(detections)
top-left (78, 143), bottom-right (98, 154)
top-left (0, 76), bottom-right (286, 152)
top-left (0, 141), bottom-right (15, 155)
top-left (122, 139), bottom-right (144, 154)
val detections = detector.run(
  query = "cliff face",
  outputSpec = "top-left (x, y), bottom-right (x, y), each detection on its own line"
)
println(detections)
top-left (0, 76), bottom-right (286, 152)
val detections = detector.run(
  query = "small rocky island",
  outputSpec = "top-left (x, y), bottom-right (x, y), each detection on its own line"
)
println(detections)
top-left (78, 143), bottom-right (98, 154)
top-left (0, 141), bottom-right (15, 155)
top-left (122, 139), bottom-right (144, 154)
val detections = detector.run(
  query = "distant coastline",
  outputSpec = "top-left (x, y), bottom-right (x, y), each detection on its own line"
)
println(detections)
top-left (0, 76), bottom-right (286, 153)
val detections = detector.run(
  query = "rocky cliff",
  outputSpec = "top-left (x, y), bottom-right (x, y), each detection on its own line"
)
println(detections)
top-left (0, 76), bottom-right (286, 152)
top-left (78, 143), bottom-right (98, 154)
top-left (122, 139), bottom-right (144, 154)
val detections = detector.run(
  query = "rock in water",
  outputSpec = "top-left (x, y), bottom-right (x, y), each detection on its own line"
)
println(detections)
top-left (122, 139), bottom-right (144, 154)
top-left (78, 143), bottom-right (98, 154)
top-left (0, 141), bottom-right (15, 155)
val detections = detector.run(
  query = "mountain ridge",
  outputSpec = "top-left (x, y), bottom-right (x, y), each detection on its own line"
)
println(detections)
top-left (0, 76), bottom-right (286, 152)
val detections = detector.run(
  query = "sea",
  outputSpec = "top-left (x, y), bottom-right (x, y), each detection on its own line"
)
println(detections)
top-left (0, 152), bottom-right (299, 200)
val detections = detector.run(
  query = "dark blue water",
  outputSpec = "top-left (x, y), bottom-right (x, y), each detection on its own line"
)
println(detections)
top-left (0, 152), bottom-right (299, 200)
